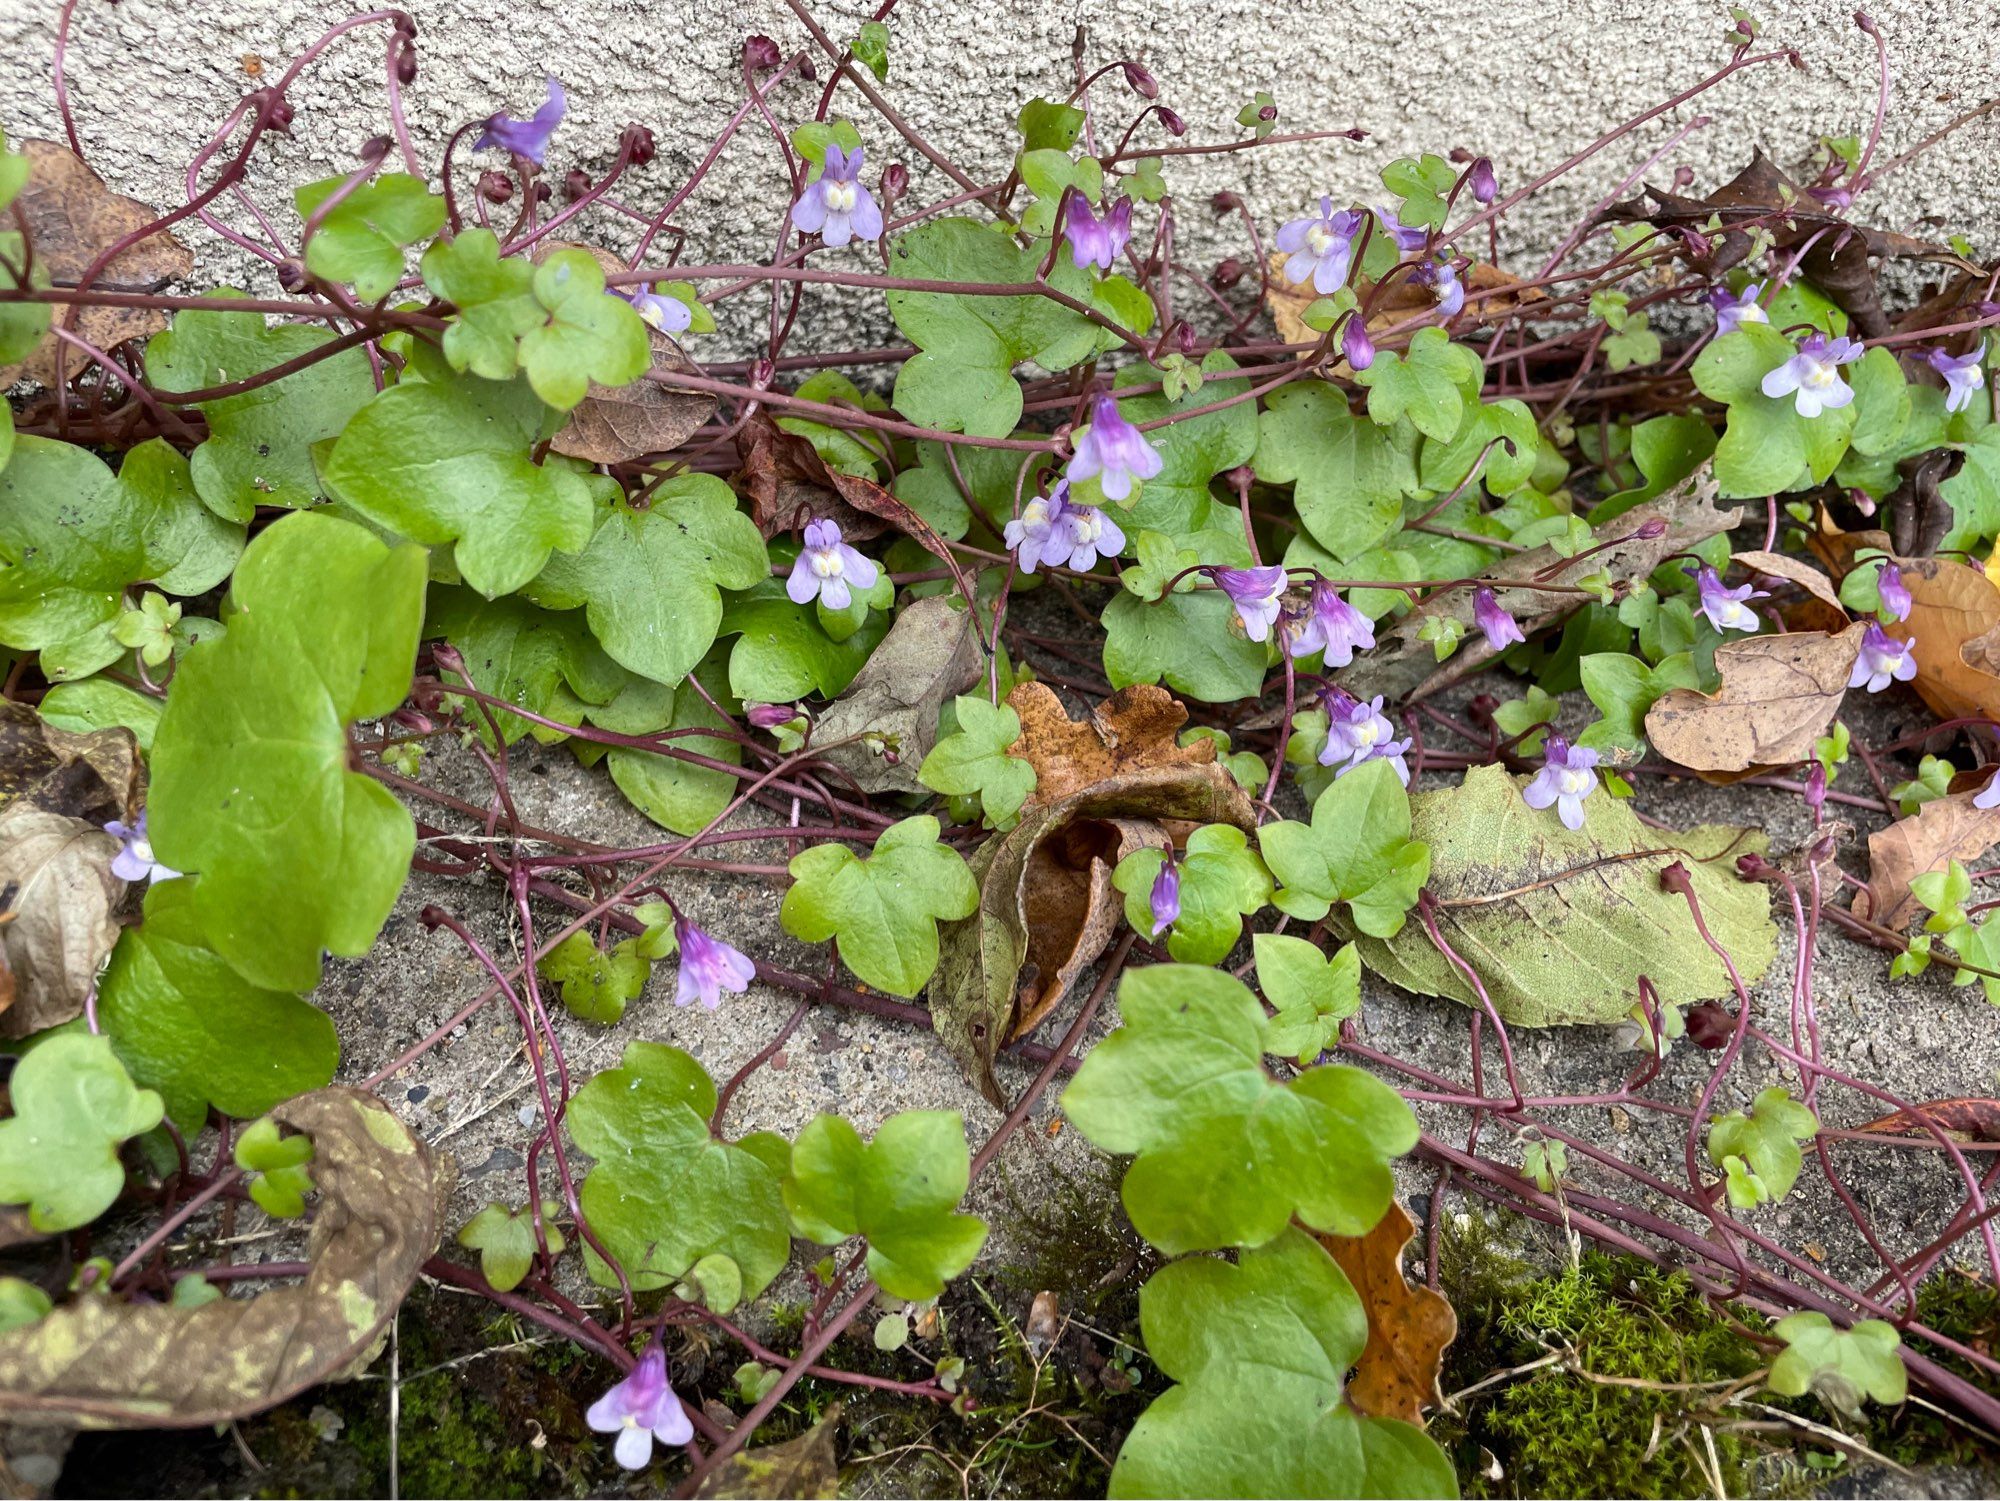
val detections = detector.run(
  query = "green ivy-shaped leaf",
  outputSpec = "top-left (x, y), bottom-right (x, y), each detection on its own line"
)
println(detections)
top-left (1420, 398), bottom-right (1541, 497)
top-left (1102, 589), bottom-right (1268, 704)
top-left (234, 1115), bottom-right (315, 1219)
top-left (1490, 684), bottom-right (1559, 756)
top-left (1017, 97), bottom-right (1085, 153)
top-left (917, 695), bottom-right (1037, 830)
top-left (604, 679), bottom-right (743, 837)
top-left (38, 677), bottom-right (164, 750)
top-left (1767, 1312), bottom-right (1907, 1418)
top-left (1708, 1086), bottom-right (1817, 1208)
top-left (1693, 325), bottom-right (1857, 497)
top-left (1111, 825), bottom-right (1271, 963)
top-left (1577, 650), bottom-right (1700, 755)
top-left (150, 511), bottom-right (425, 991)
top-left (567, 1042), bottom-right (791, 1295)
top-left (1588, 414), bottom-right (1717, 523)
top-left (295, 172), bottom-right (446, 301)
top-left (537, 930), bottom-right (651, 1024)
top-left (1253, 381), bottom-right (1418, 560)
top-left (1381, 153), bottom-right (1458, 230)
top-left (783, 1110), bottom-right (987, 1300)
top-left (1254, 932), bottom-right (1361, 1065)
top-left (721, 578), bottom-right (891, 703)
top-left (323, 366), bottom-right (593, 598)
top-left (1097, 354), bottom-right (1259, 538)
top-left (427, 587), bottom-right (622, 745)
top-left (146, 302), bottom-right (376, 521)
top-left (97, 878), bottom-right (339, 1134)
top-left (1353, 326), bottom-right (1483, 443)
top-left (0, 1033), bottom-right (164, 1233)
top-left (457, 1200), bottom-right (565, 1293)
top-left (1063, 965), bottom-right (1418, 1253)
top-left (1258, 758), bottom-right (1431, 937)
top-left (780, 815), bottom-right (978, 996)
top-left (1109, 1228), bottom-right (1457, 1499)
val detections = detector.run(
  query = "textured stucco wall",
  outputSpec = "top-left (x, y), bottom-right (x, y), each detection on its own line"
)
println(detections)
top-left (0, 0), bottom-right (1996, 356)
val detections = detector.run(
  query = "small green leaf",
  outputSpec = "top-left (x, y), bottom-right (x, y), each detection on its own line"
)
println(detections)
top-left (1693, 326), bottom-right (1855, 497)
top-left (295, 172), bottom-right (446, 301)
top-left (1891, 754), bottom-right (1956, 817)
top-left (780, 815), bottom-right (979, 996)
top-left (722, 579), bottom-right (890, 703)
top-left (1111, 826), bottom-right (1271, 963)
top-left (1257, 758), bottom-right (1430, 936)
top-left (1708, 1086), bottom-right (1817, 1207)
top-left (918, 696), bottom-right (1037, 830)
top-left (1768, 1312), bottom-right (1906, 1418)
top-left (0, 1034), bottom-right (164, 1232)
top-left (1522, 1137), bottom-right (1567, 1192)
top-left (1353, 326), bottom-right (1483, 443)
top-left (1577, 650), bottom-right (1699, 756)
top-left (1490, 685), bottom-right (1559, 756)
top-left (234, 1115), bottom-right (316, 1220)
top-left (0, 1277), bottom-right (53, 1333)
top-left (1017, 98), bottom-right (1085, 153)
top-left (874, 1312), bottom-right (910, 1351)
top-left (1254, 933), bottom-right (1361, 1065)
top-left (1121, 531), bottom-right (1202, 602)
top-left (456, 1200), bottom-right (565, 1293)
top-left (1381, 153), bottom-right (1457, 230)
top-left (850, 21), bottom-right (891, 79)
top-left (1102, 589), bottom-right (1268, 704)
top-left (537, 931), bottom-right (650, 1024)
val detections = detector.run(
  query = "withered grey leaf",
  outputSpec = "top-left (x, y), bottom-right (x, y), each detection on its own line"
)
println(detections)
top-left (0, 1088), bottom-right (447, 1429)
top-left (0, 805), bottom-right (124, 1039)
top-left (811, 595), bottom-right (984, 794)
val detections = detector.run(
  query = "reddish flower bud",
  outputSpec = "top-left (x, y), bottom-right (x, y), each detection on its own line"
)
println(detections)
top-left (1686, 1001), bottom-right (1735, 1049)
top-left (563, 167), bottom-right (592, 201)
top-left (1468, 156), bottom-right (1496, 205)
top-left (1853, 10), bottom-right (1878, 34)
top-left (1804, 760), bottom-right (1828, 819)
top-left (276, 257), bottom-right (310, 293)
top-left (395, 46), bottom-right (418, 85)
top-left (478, 169), bottom-right (514, 204)
top-left (1157, 106), bottom-right (1186, 137)
top-left (361, 133), bottom-right (393, 163)
top-left (1121, 61), bottom-right (1159, 99)
top-left (622, 124), bottom-right (656, 165)
top-left (1210, 190), bottom-right (1243, 215)
top-left (1632, 517), bottom-right (1669, 540)
top-left (1659, 860), bottom-right (1695, 896)
top-left (882, 161), bottom-right (910, 200)
top-left (1212, 257), bottom-right (1243, 288)
top-left (743, 34), bottom-right (782, 71)
top-left (266, 96), bottom-right (296, 132)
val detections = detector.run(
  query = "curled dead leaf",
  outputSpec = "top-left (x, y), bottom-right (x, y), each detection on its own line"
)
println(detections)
top-left (694, 1406), bottom-right (840, 1499)
top-left (1, 140), bottom-right (193, 388)
top-left (810, 595), bottom-right (984, 794)
top-left (1881, 554), bottom-right (2000, 725)
top-left (0, 701), bottom-right (142, 825)
top-left (1317, 1202), bottom-right (1455, 1427)
top-left (1006, 681), bottom-right (1252, 819)
top-left (1856, 789), bottom-right (2000, 929)
top-left (0, 805), bottom-right (124, 1039)
top-left (1731, 549), bottom-right (1848, 634)
top-left (1805, 507), bottom-right (1893, 580)
top-left (0, 1088), bottom-right (448, 1428)
top-left (1264, 254), bottom-right (1543, 360)
top-left (1643, 624), bottom-right (1864, 776)
top-left (1855, 1099), bottom-right (2000, 1142)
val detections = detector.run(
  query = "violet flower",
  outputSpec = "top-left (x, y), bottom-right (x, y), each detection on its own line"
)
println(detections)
top-left (1286, 581), bottom-right (1374, 665)
top-left (1522, 735), bottom-right (1601, 831)
top-left (586, 1346), bottom-right (694, 1470)
top-left (1876, 559), bottom-right (1911, 622)
top-left (1710, 282), bottom-right (1769, 338)
top-left (1412, 255), bottom-right (1464, 318)
top-left (1213, 564), bottom-right (1288, 644)
top-left (785, 520), bottom-right (879, 610)
top-left (1360, 735), bottom-right (1415, 787)
top-left (1067, 194), bottom-right (1133, 272)
top-left (1147, 852), bottom-right (1181, 938)
top-left (624, 286), bottom-right (692, 335)
top-left (1004, 481), bottom-right (1125, 574)
top-left (792, 143), bottom-right (884, 248)
top-left (1472, 588), bottom-right (1526, 652)
top-left (1975, 769), bottom-right (2000, 812)
top-left (1761, 331), bottom-right (1863, 418)
top-left (1692, 564), bottom-right (1767, 634)
top-left (1317, 688), bottom-right (1400, 771)
top-left (476, 76), bottom-right (566, 164)
top-left (1928, 347), bottom-right (1987, 414)
top-left (1276, 197), bottom-right (1363, 295)
top-left (1372, 206), bottom-right (1429, 254)
top-left (1342, 316), bottom-right (1375, 371)
top-left (105, 811), bottom-right (178, 885)
top-left (673, 915), bottom-right (756, 1010)
top-left (1067, 393), bottom-right (1163, 502)
top-left (1469, 157), bottom-right (1497, 205)
top-left (1849, 622), bottom-right (1916, 694)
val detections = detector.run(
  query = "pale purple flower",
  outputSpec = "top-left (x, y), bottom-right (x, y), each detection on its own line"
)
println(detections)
top-left (673, 916), bottom-right (756, 1010)
top-left (1522, 735), bottom-right (1600, 831)
top-left (1286, 581), bottom-right (1374, 665)
top-left (1004, 481), bottom-right (1125, 574)
top-left (1147, 852), bottom-right (1180, 938)
top-left (1692, 564), bottom-right (1767, 634)
top-left (1876, 559), bottom-right (1911, 622)
top-left (1342, 316), bottom-right (1375, 371)
top-left (1761, 331), bottom-right (1864, 418)
top-left (1213, 564), bottom-right (1288, 644)
top-left (1928, 347), bottom-right (1987, 414)
top-left (1276, 197), bottom-right (1363, 295)
top-left (791, 143), bottom-right (883, 248)
top-left (1710, 282), bottom-right (1769, 338)
top-left (1412, 256), bottom-right (1464, 319)
top-left (1318, 688), bottom-right (1399, 770)
top-left (1372, 206), bottom-right (1429, 253)
top-left (624, 286), bottom-right (692, 335)
top-left (1358, 735), bottom-right (1414, 786)
top-left (785, 519), bottom-right (879, 610)
top-left (1849, 622), bottom-right (1916, 694)
top-left (1472, 588), bottom-right (1526, 652)
top-left (745, 701), bottom-right (797, 729)
top-left (1066, 392), bottom-right (1163, 502)
top-left (1066, 193), bottom-right (1133, 272)
top-left (105, 811), bottom-right (178, 885)
top-left (586, 1346), bottom-right (694, 1470)
top-left (1975, 769), bottom-right (2000, 812)
top-left (476, 76), bottom-right (566, 164)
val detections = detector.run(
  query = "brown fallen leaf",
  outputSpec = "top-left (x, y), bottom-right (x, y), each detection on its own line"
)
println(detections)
top-left (1854, 1098), bottom-right (2000, 1142)
top-left (1883, 554), bottom-right (2000, 724)
top-left (0, 1088), bottom-right (447, 1428)
top-left (1805, 507), bottom-right (1893, 580)
top-left (694, 1407), bottom-right (840, 1499)
top-left (1006, 681), bottom-right (1252, 818)
top-left (809, 595), bottom-right (985, 794)
top-left (0, 805), bottom-right (125, 1039)
top-left (0, 140), bottom-right (193, 388)
top-left (1856, 790), bottom-right (2000, 929)
top-left (0, 701), bottom-right (142, 825)
top-left (735, 413), bottom-right (892, 542)
top-left (1644, 624), bottom-right (1864, 776)
top-left (1731, 549), bottom-right (1848, 634)
top-left (1265, 254), bottom-right (1543, 359)
top-left (1318, 1202), bottom-right (1455, 1427)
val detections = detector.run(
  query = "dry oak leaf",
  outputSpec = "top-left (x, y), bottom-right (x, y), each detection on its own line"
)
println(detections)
top-left (0, 140), bottom-right (193, 388)
top-left (1644, 623), bottom-right (1864, 776)
top-left (1005, 680), bottom-right (1253, 818)
top-left (0, 1087), bottom-right (448, 1429)
top-left (1856, 789), bottom-right (2000, 929)
top-left (1731, 549), bottom-right (1848, 634)
top-left (1264, 253), bottom-right (1542, 359)
top-left (1317, 1201), bottom-right (1455, 1427)
top-left (0, 805), bottom-right (125, 1039)
top-left (1878, 554), bottom-right (2000, 725)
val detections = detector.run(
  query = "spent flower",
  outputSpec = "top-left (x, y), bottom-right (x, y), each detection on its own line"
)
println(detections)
top-left (586, 1346), bottom-right (694, 1470)
top-left (1710, 282), bottom-right (1769, 337)
top-left (1761, 331), bottom-right (1864, 418)
top-left (1411, 255), bottom-right (1464, 318)
top-left (1849, 623), bottom-right (1916, 694)
top-left (785, 519), bottom-right (879, 610)
top-left (476, 76), bottom-right (566, 164)
top-left (1066, 392), bottom-right (1163, 502)
top-left (1522, 735), bottom-right (1601, 830)
top-left (792, 143), bottom-right (884, 248)
top-left (624, 285), bottom-right (692, 335)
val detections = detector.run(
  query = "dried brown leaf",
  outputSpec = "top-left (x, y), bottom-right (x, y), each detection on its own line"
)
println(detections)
top-left (0, 701), bottom-right (142, 825)
top-left (734, 414), bottom-right (891, 542)
top-left (0, 806), bottom-right (124, 1039)
top-left (0, 140), bottom-right (192, 387)
top-left (810, 595), bottom-right (984, 794)
top-left (1855, 1098), bottom-right (2000, 1142)
top-left (0, 1088), bottom-right (447, 1428)
top-left (1644, 624), bottom-right (1864, 775)
top-left (1006, 681), bottom-right (1252, 819)
top-left (1731, 549), bottom-right (1848, 633)
top-left (695, 1407), bottom-right (840, 1499)
top-left (1318, 1202), bottom-right (1455, 1427)
top-left (1265, 254), bottom-right (1542, 360)
top-left (1857, 790), bottom-right (2000, 929)
top-left (1882, 554), bottom-right (2000, 725)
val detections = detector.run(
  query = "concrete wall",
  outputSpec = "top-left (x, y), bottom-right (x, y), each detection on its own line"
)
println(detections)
top-left (1, 0), bottom-right (1996, 356)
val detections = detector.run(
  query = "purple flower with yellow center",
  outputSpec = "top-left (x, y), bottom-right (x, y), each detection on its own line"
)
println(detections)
top-left (1761, 331), bottom-right (1864, 418)
top-left (785, 519), bottom-right (879, 610)
top-left (1286, 580), bottom-right (1374, 665)
top-left (586, 1346), bottom-right (694, 1470)
top-left (1692, 564), bottom-right (1767, 634)
top-left (792, 143), bottom-right (884, 249)
top-left (1147, 852), bottom-right (1181, 938)
top-left (1003, 481), bottom-right (1125, 574)
top-left (1472, 588), bottom-right (1526, 652)
top-left (673, 915), bottom-right (756, 1010)
top-left (476, 76), bottom-right (566, 164)
top-left (1213, 564), bottom-right (1288, 644)
top-left (1276, 196), bottom-right (1364, 295)
top-left (105, 811), bottom-right (178, 885)
top-left (1849, 622), bottom-right (1916, 694)
top-left (1522, 735), bottom-right (1600, 830)
top-left (624, 285), bottom-right (692, 335)
top-left (1710, 282), bottom-right (1769, 338)
top-left (1372, 206), bottom-right (1429, 254)
top-left (1876, 559), bottom-right (1911, 621)
top-left (1317, 688), bottom-right (1397, 769)
top-left (1066, 193), bottom-right (1134, 272)
top-left (1928, 347), bottom-right (1987, 414)
top-left (1412, 255), bottom-right (1464, 318)
top-left (1066, 392), bottom-right (1163, 502)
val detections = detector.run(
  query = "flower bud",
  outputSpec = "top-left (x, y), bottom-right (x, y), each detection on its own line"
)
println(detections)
top-left (1468, 156), bottom-right (1496, 204)
top-left (1121, 61), bottom-right (1159, 99)
top-left (1632, 517), bottom-right (1669, 540)
top-left (1804, 760), bottom-right (1828, 819)
top-left (1212, 257), bottom-right (1243, 289)
top-left (622, 124), bottom-right (657, 165)
top-left (1853, 10), bottom-right (1878, 34)
top-left (751, 356), bottom-right (776, 387)
top-left (1342, 316), bottom-right (1375, 371)
top-left (478, 169), bottom-right (514, 204)
top-left (1659, 860), bottom-right (1695, 897)
top-left (276, 257), bottom-right (310, 293)
top-left (746, 701), bottom-right (798, 729)
top-left (563, 167), bottom-right (592, 201)
top-left (395, 46), bottom-right (418, 85)
top-left (1209, 190), bottom-right (1243, 215)
top-left (532, 181), bottom-right (553, 204)
top-left (1157, 106), bottom-right (1186, 137)
top-left (1257, 102), bottom-right (1278, 122)
top-left (743, 34), bottom-right (782, 71)
top-left (266, 96), bottom-right (296, 132)
top-left (1686, 1001), bottom-right (1734, 1049)
top-left (360, 133), bottom-right (393, 163)
top-left (882, 161), bottom-right (910, 201)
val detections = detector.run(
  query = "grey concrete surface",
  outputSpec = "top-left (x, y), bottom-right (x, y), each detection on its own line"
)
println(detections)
top-left (1, 0), bottom-right (1997, 358)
